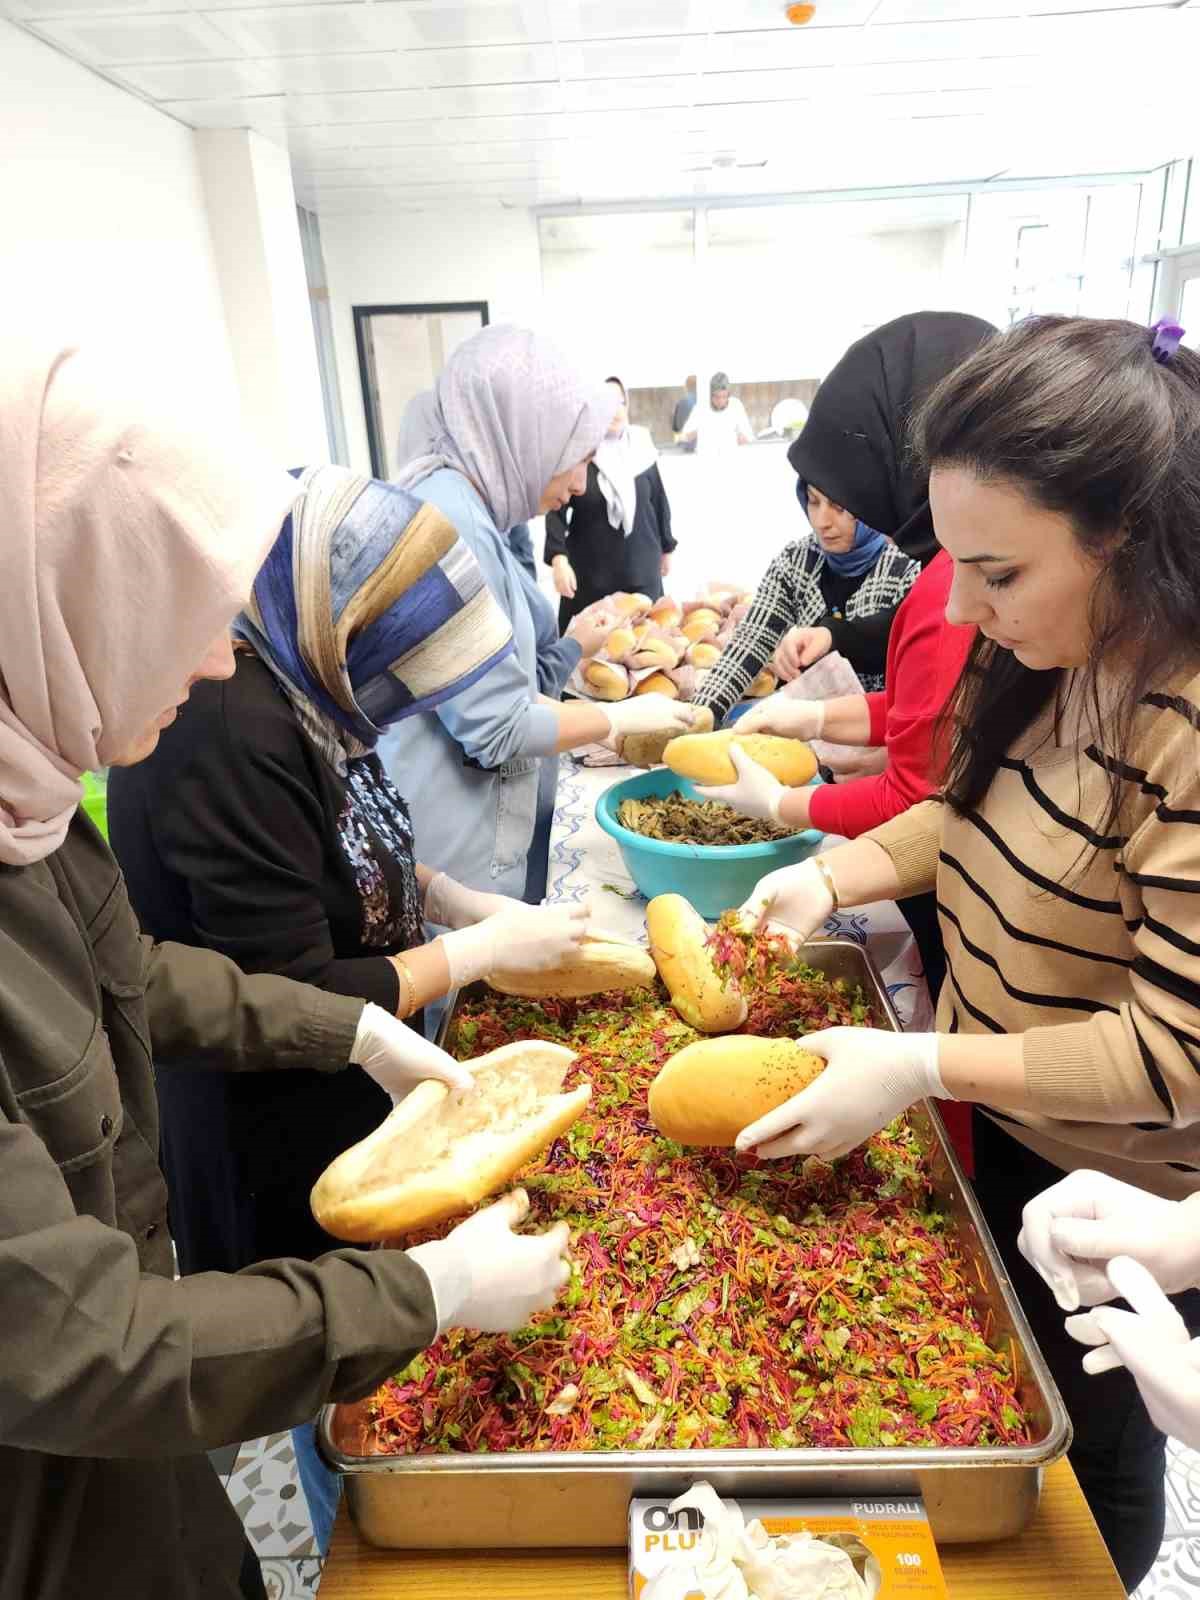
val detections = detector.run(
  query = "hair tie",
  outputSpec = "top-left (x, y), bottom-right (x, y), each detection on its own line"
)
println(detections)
top-left (1150, 319), bottom-right (1185, 364)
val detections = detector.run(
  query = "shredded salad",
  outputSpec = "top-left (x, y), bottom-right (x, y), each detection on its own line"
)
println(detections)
top-left (365, 932), bottom-right (1029, 1458)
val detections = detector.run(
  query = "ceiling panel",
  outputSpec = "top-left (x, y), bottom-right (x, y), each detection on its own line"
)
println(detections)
top-left (429, 111), bottom-right (569, 143)
top-left (872, 0), bottom-right (1019, 19)
top-left (109, 56), bottom-right (278, 97)
top-left (4, 0), bottom-right (182, 13)
top-left (564, 73), bottom-right (698, 112)
top-left (434, 79), bottom-right (563, 116)
top-left (26, 9), bottom-right (240, 62)
top-left (415, 42), bottom-right (558, 85)
top-left (397, 1), bottom-right (553, 47)
top-left (719, 18), bottom-right (1027, 69)
top-left (255, 52), bottom-right (424, 94)
top-left (554, 0), bottom-right (709, 39)
top-left (211, 4), bottom-right (423, 59)
top-left (289, 117), bottom-right (444, 148)
top-left (558, 33), bottom-right (708, 79)
top-left (281, 87), bottom-right (432, 125)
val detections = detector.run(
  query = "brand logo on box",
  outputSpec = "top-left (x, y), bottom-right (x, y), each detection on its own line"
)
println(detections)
top-left (642, 1507), bottom-right (704, 1533)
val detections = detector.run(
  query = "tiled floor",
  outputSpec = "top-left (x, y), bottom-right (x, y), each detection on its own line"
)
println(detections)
top-left (1135, 1440), bottom-right (1200, 1600)
top-left (215, 1429), bottom-right (1200, 1597)
top-left (214, 1433), bottom-right (323, 1599)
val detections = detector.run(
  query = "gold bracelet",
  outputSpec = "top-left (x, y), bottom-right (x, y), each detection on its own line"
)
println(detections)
top-left (393, 955), bottom-right (417, 1018)
top-left (812, 855), bottom-right (840, 912)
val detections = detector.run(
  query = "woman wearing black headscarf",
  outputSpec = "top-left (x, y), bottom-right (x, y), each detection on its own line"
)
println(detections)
top-left (694, 312), bottom-right (996, 724)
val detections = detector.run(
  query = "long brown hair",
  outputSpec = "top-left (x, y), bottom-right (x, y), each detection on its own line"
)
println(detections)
top-left (914, 315), bottom-right (1200, 833)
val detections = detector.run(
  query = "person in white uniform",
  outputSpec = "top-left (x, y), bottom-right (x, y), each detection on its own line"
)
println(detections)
top-left (680, 370), bottom-right (754, 454)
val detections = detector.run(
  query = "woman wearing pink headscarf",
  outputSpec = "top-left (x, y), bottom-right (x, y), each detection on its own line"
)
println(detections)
top-left (0, 341), bottom-right (574, 1600)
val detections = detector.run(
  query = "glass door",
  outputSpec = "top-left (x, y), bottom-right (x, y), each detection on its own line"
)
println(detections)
top-left (354, 301), bottom-right (488, 479)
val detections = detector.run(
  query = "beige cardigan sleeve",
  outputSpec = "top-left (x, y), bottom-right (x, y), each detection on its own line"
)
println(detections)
top-left (860, 797), bottom-right (944, 899)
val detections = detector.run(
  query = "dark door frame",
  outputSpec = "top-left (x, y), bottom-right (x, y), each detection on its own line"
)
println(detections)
top-left (353, 300), bottom-right (490, 478)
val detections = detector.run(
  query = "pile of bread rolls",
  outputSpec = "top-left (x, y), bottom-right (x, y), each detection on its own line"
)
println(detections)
top-left (579, 585), bottom-right (776, 704)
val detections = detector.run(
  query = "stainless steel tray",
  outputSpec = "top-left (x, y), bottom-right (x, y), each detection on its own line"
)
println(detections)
top-left (321, 939), bottom-right (1070, 1547)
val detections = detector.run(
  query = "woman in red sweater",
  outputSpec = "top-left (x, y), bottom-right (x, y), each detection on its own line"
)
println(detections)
top-left (696, 312), bottom-right (993, 1012)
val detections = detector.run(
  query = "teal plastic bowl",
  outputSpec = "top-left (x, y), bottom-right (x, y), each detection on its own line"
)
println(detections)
top-left (595, 767), bottom-right (823, 920)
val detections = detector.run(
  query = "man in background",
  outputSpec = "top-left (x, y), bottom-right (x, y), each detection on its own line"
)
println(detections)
top-left (682, 371), bottom-right (755, 454)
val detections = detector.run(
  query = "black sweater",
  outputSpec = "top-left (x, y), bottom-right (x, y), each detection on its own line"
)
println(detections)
top-left (544, 459), bottom-right (677, 627)
top-left (108, 653), bottom-right (425, 1266)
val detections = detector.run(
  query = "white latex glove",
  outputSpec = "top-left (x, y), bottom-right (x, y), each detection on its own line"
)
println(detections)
top-left (1017, 1170), bottom-right (1200, 1313)
top-left (1065, 1256), bottom-right (1200, 1446)
top-left (602, 693), bottom-right (701, 739)
top-left (422, 870), bottom-right (511, 930)
top-left (408, 1189), bottom-right (572, 1334)
top-left (735, 690), bottom-right (826, 740)
top-left (439, 901), bottom-right (590, 987)
top-left (350, 1002), bottom-right (475, 1101)
top-left (738, 857), bottom-right (833, 942)
top-left (695, 744), bottom-right (786, 822)
top-left (735, 1027), bottom-right (948, 1161)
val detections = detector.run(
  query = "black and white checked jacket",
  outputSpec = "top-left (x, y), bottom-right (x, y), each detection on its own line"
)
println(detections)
top-left (695, 536), bottom-right (920, 723)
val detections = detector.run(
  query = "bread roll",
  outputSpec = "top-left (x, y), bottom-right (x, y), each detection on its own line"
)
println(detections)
top-left (646, 893), bottom-right (747, 1034)
top-left (487, 935), bottom-right (656, 999)
top-left (619, 704), bottom-right (715, 767)
top-left (604, 625), bottom-right (637, 662)
top-left (649, 1036), bottom-right (826, 1146)
top-left (681, 615), bottom-right (720, 644)
top-left (611, 591), bottom-right (652, 617)
top-left (686, 640), bottom-right (721, 669)
top-left (629, 634), bottom-right (683, 671)
top-left (664, 729), bottom-right (818, 787)
top-left (747, 668), bottom-right (777, 698)
top-left (311, 1041), bottom-right (589, 1241)
top-left (583, 659), bottom-right (631, 700)
top-left (633, 670), bottom-right (678, 699)
top-left (647, 597), bottom-right (683, 629)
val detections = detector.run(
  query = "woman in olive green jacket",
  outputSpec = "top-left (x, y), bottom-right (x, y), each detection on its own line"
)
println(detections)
top-left (0, 342), bottom-right (571, 1600)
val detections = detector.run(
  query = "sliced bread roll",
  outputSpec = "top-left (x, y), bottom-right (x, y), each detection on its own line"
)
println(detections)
top-left (646, 893), bottom-right (747, 1034)
top-left (310, 1041), bottom-right (588, 1241)
top-left (664, 729), bottom-right (817, 787)
top-left (649, 1035), bottom-right (826, 1146)
top-left (487, 935), bottom-right (656, 999)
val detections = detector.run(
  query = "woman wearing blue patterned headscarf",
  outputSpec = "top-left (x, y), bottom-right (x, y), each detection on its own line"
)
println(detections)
top-left (107, 462), bottom-right (588, 1269)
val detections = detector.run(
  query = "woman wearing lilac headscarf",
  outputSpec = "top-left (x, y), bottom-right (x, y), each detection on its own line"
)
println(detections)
top-left (384, 325), bottom-right (700, 904)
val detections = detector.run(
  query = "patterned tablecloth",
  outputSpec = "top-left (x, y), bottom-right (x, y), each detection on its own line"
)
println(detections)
top-left (544, 756), bottom-right (934, 1032)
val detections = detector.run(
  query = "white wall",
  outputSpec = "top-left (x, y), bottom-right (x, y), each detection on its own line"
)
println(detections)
top-left (0, 18), bottom-right (239, 422)
top-left (320, 206), bottom-right (542, 473)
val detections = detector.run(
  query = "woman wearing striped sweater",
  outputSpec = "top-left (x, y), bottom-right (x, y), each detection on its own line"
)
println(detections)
top-left (733, 315), bottom-right (1200, 1593)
